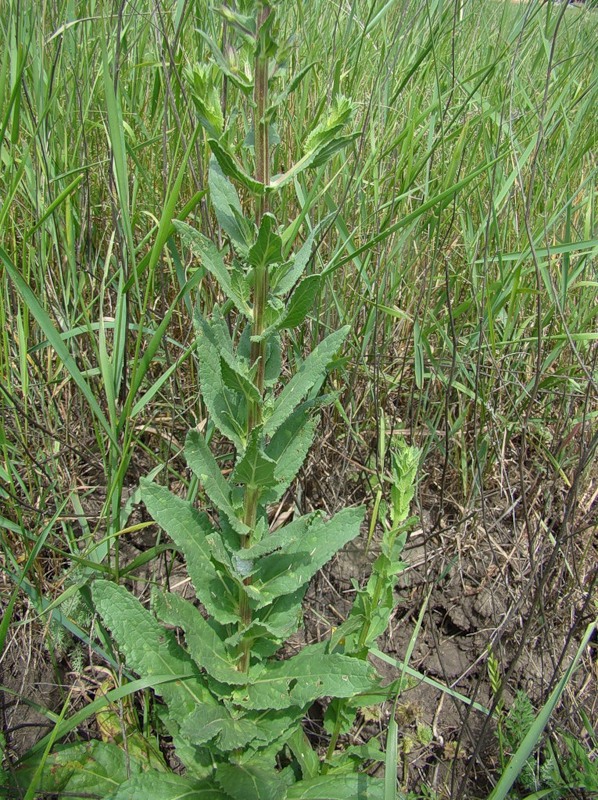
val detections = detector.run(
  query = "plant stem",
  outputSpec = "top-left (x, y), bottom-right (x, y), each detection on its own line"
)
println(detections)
top-left (248, 2), bottom-right (271, 421)
top-left (238, 2), bottom-right (272, 673)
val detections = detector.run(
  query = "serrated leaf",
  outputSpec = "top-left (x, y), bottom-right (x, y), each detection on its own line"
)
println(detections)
top-left (108, 771), bottom-right (229, 800)
top-left (278, 274), bottom-right (321, 330)
top-left (141, 480), bottom-right (239, 625)
top-left (175, 221), bottom-right (252, 317)
top-left (215, 762), bottom-right (288, 800)
top-left (249, 213), bottom-right (283, 270)
top-left (233, 645), bottom-right (378, 711)
top-left (196, 320), bottom-right (245, 450)
top-left (186, 66), bottom-right (224, 139)
top-left (211, 193), bottom-right (249, 253)
top-left (220, 352), bottom-right (260, 403)
top-left (182, 706), bottom-right (259, 751)
top-left (273, 230), bottom-right (316, 295)
top-left (232, 428), bottom-right (277, 489)
top-left (208, 138), bottom-right (265, 194)
top-left (237, 517), bottom-right (304, 561)
top-left (264, 334), bottom-right (282, 386)
top-left (251, 507), bottom-right (365, 606)
top-left (310, 132), bottom-right (360, 168)
top-left (93, 581), bottom-right (216, 719)
top-left (181, 705), bottom-right (299, 753)
top-left (239, 326), bottom-right (282, 387)
top-left (303, 96), bottom-right (354, 155)
top-left (224, 587), bottom-right (305, 654)
top-left (153, 590), bottom-right (244, 686)
top-left (217, 5), bottom-right (256, 37)
top-left (264, 327), bottom-right (349, 437)
top-left (186, 429), bottom-right (250, 536)
top-left (264, 409), bottom-right (317, 502)
top-left (286, 774), bottom-right (388, 800)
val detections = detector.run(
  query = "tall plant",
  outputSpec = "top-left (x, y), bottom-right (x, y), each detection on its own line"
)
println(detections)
top-left (12, 3), bottom-right (418, 799)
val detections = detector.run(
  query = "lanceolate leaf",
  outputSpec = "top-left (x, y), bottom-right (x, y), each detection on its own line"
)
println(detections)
top-left (251, 507), bottom-right (366, 606)
top-left (233, 646), bottom-right (378, 711)
top-left (208, 159), bottom-right (250, 256)
top-left (92, 581), bottom-right (216, 719)
top-left (152, 590), bottom-right (244, 686)
top-left (220, 353), bottom-right (261, 404)
top-left (196, 321), bottom-right (245, 450)
top-left (208, 138), bottom-right (265, 194)
top-left (224, 583), bottom-right (307, 649)
top-left (309, 132), bottom-right (360, 168)
top-left (273, 230), bottom-right (316, 295)
top-left (198, 32), bottom-right (254, 93)
top-left (249, 213), bottom-right (283, 270)
top-left (264, 327), bottom-right (349, 437)
top-left (141, 480), bottom-right (239, 625)
top-left (186, 429), bottom-right (250, 536)
top-left (278, 274), bottom-right (321, 330)
top-left (174, 221), bottom-right (252, 317)
top-left (232, 428), bottom-right (277, 490)
top-left (265, 409), bottom-right (317, 501)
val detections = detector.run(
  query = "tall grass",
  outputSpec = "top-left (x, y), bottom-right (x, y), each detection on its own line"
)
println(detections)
top-left (1, 0), bottom-right (596, 795)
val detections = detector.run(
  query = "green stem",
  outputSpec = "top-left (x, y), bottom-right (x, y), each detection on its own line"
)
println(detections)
top-left (238, 2), bottom-right (272, 673)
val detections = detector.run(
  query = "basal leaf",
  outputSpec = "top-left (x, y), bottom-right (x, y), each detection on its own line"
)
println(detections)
top-left (141, 480), bottom-right (239, 624)
top-left (108, 771), bottom-right (229, 800)
top-left (251, 507), bottom-right (365, 606)
top-left (181, 705), bottom-right (299, 753)
top-left (181, 706), bottom-right (260, 751)
top-left (233, 645), bottom-right (378, 711)
top-left (92, 581), bottom-right (216, 719)
top-left (215, 761), bottom-right (288, 800)
top-left (174, 221), bottom-right (252, 317)
top-left (286, 773), bottom-right (389, 800)
top-left (186, 429), bottom-right (250, 536)
top-left (232, 428), bottom-right (277, 490)
top-left (12, 741), bottom-right (143, 797)
top-left (153, 590), bottom-right (244, 686)
top-left (264, 327), bottom-right (349, 437)
top-left (249, 213), bottom-right (283, 270)
top-left (278, 274), bottom-right (321, 330)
